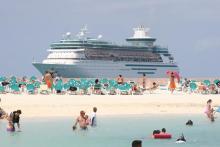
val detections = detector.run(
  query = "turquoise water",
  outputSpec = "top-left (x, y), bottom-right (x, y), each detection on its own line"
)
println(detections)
top-left (0, 115), bottom-right (219, 147)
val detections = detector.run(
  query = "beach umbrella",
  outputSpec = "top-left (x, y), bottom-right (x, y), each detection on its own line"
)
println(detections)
top-left (63, 83), bottom-right (70, 90)
top-left (30, 76), bottom-right (37, 81)
top-left (214, 79), bottom-right (220, 84)
top-left (214, 79), bottom-right (220, 87)
top-left (203, 80), bottom-right (211, 86)
top-left (0, 76), bottom-right (6, 82)
top-left (10, 76), bottom-right (17, 84)
top-left (100, 78), bottom-right (108, 84)
top-left (189, 82), bottom-right (197, 91)
top-left (68, 79), bottom-right (80, 87)
top-left (33, 81), bottom-right (41, 88)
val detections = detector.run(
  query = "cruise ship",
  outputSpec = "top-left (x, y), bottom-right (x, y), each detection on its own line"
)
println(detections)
top-left (32, 26), bottom-right (179, 78)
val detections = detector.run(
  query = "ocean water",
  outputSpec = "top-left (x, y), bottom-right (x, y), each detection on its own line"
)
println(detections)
top-left (0, 115), bottom-right (219, 147)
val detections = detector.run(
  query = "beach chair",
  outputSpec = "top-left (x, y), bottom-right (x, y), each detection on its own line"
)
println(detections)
top-left (10, 84), bottom-right (20, 94)
top-left (10, 76), bottom-right (17, 85)
top-left (116, 83), bottom-right (132, 95)
top-left (79, 80), bottom-right (91, 95)
top-left (54, 80), bottom-right (64, 94)
top-left (33, 81), bottom-right (41, 88)
top-left (39, 84), bottom-right (50, 95)
top-left (26, 83), bottom-right (35, 94)
top-left (63, 83), bottom-right (70, 91)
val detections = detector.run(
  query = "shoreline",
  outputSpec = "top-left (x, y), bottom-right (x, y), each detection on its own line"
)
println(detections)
top-left (1, 91), bottom-right (219, 118)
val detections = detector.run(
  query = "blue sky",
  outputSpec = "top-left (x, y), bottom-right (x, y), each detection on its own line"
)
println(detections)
top-left (0, 0), bottom-right (219, 77)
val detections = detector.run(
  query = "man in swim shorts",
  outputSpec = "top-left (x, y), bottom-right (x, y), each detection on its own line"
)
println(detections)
top-left (73, 110), bottom-right (87, 130)
top-left (9, 110), bottom-right (22, 130)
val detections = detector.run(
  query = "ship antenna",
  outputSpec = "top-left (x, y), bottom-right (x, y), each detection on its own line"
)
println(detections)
top-left (77, 25), bottom-right (89, 39)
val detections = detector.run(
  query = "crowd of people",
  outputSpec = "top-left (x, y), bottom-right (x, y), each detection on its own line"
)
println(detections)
top-left (0, 73), bottom-right (161, 95)
top-left (1, 71), bottom-right (219, 95)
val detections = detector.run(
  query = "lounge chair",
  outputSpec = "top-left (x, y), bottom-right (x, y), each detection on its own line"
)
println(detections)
top-left (10, 84), bottom-right (20, 94)
top-left (39, 84), bottom-right (49, 95)
top-left (117, 83), bottom-right (132, 95)
top-left (54, 80), bottom-right (64, 94)
top-left (26, 83), bottom-right (36, 94)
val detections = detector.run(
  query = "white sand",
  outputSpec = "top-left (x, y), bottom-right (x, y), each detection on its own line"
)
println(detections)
top-left (0, 91), bottom-right (219, 118)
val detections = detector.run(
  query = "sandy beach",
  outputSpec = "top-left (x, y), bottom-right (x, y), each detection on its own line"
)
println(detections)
top-left (1, 90), bottom-right (219, 118)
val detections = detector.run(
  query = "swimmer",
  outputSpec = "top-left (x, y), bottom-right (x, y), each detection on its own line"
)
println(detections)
top-left (176, 134), bottom-right (186, 143)
top-left (160, 128), bottom-right (166, 134)
top-left (72, 110), bottom-right (87, 130)
top-left (205, 99), bottom-right (215, 122)
top-left (186, 120), bottom-right (193, 126)
top-left (152, 130), bottom-right (160, 138)
top-left (132, 140), bottom-right (142, 147)
top-left (152, 130), bottom-right (160, 135)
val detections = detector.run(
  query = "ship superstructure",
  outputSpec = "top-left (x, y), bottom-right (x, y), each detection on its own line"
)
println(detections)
top-left (33, 26), bottom-right (179, 78)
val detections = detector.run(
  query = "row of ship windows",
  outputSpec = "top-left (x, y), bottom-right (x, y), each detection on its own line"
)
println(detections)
top-left (47, 58), bottom-right (163, 62)
top-left (126, 64), bottom-right (178, 67)
top-left (50, 47), bottom-right (169, 53)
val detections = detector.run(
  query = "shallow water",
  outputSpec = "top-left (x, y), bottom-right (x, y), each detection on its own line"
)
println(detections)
top-left (0, 114), bottom-right (219, 147)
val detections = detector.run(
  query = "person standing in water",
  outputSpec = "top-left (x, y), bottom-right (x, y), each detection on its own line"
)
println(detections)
top-left (90, 107), bottom-right (97, 127)
top-left (169, 72), bottom-right (176, 94)
top-left (205, 99), bottom-right (215, 121)
top-left (9, 110), bottom-right (22, 130)
top-left (73, 110), bottom-right (87, 130)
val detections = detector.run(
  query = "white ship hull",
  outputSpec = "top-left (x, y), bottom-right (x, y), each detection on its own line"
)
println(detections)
top-left (33, 60), bottom-right (179, 78)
